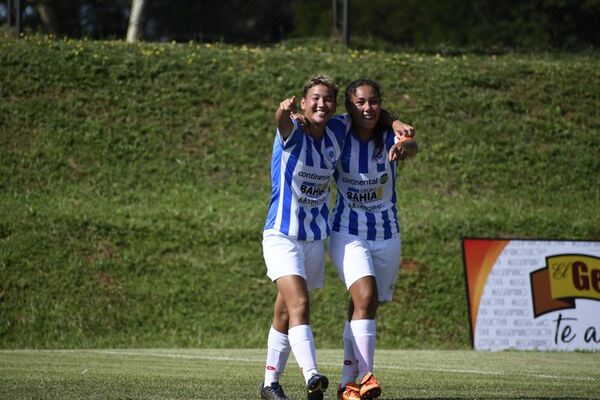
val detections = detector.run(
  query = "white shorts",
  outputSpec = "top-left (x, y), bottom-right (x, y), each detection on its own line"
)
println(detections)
top-left (262, 229), bottom-right (325, 290)
top-left (328, 231), bottom-right (401, 302)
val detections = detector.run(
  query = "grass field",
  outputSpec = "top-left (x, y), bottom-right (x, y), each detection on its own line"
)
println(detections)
top-left (1, 35), bottom-right (600, 349)
top-left (1, 349), bottom-right (599, 399)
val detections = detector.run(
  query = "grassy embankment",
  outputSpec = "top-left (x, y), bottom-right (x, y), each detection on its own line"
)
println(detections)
top-left (1, 36), bottom-right (599, 349)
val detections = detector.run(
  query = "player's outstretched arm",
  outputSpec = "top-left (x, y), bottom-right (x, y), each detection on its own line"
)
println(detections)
top-left (276, 96), bottom-right (297, 139)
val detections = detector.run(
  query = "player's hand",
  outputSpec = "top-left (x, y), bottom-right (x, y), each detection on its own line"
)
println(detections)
top-left (389, 142), bottom-right (405, 162)
top-left (392, 120), bottom-right (415, 141)
top-left (279, 96), bottom-right (297, 115)
top-left (389, 138), bottom-right (418, 161)
top-left (292, 112), bottom-right (310, 131)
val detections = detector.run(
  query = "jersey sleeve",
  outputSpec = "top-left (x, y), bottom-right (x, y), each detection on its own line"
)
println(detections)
top-left (327, 114), bottom-right (351, 147)
top-left (276, 118), bottom-right (303, 149)
top-left (332, 113), bottom-right (351, 129)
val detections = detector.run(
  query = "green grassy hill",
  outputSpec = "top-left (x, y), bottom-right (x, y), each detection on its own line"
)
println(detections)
top-left (1, 36), bottom-right (599, 349)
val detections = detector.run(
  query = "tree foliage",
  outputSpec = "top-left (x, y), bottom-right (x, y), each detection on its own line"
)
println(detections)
top-left (2, 0), bottom-right (599, 48)
top-left (5, 0), bottom-right (292, 42)
top-left (293, 0), bottom-right (600, 49)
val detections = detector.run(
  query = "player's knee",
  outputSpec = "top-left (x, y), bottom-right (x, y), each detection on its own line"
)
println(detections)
top-left (274, 305), bottom-right (289, 323)
top-left (353, 288), bottom-right (378, 318)
top-left (355, 300), bottom-right (377, 317)
top-left (286, 295), bottom-right (309, 320)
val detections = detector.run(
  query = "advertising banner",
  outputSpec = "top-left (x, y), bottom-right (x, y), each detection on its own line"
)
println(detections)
top-left (462, 238), bottom-right (600, 351)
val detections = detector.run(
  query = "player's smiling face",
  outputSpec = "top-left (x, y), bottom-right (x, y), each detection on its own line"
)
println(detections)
top-left (348, 85), bottom-right (381, 132)
top-left (301, 84), bottom-right (336, 127)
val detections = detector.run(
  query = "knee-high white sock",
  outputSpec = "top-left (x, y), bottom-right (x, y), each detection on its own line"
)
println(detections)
top-left (341, 320), bottom-right (359, 386)
top-left (350, 319), bottom-right (376, 379)
top-left (288, 324), bottom-right (319, 383)
top-left (264, 326), bottom-right (291, 387)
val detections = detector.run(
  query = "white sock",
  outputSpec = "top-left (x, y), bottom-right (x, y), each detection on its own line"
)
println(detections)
top-left (288, 324), bottom-right (319, 383)
top-left (264, 327), bottom-right (291, 387)
top-left (350, 319), bottom-right (376, 379)
top-left (341, 320), bottom-right (358, 386)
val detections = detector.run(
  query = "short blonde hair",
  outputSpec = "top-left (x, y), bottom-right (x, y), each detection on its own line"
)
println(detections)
top-left (302, 74), bottom-right (338, 99)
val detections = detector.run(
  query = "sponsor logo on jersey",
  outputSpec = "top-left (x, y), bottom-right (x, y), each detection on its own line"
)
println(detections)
top-left (298, 171), bottom-right (329, 181)
top-left (301, 181), bottom-right (327, 197)
top-left (347, 187), bottom-right (378, 202)
top-left (342, 177), bottom-right (378, 186)
top-left (379, 173), bottom-right (388, 185)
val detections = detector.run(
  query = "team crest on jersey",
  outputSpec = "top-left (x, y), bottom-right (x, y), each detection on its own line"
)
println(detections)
top-left (325, 146), bottom-right (336, 164)
top-left (379, 173), bottom-right (388, 185)
top-left (375, 150), bottom-right (386, 164)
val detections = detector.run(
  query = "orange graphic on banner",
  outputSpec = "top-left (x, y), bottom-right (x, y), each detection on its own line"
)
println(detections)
top-left (530, 255), bottom-right (600, 317)
top-left (463, 239), bottom-right (509, 336)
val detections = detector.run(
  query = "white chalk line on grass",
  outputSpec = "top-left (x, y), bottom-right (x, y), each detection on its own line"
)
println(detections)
top-left (84, 350), bottom-right (599, 382)
top-left (4, 349), bottom-right (595, 382)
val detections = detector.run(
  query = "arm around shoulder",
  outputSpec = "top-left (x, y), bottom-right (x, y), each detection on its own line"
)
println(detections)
top-left (380, 109), bottom-right (415, 139)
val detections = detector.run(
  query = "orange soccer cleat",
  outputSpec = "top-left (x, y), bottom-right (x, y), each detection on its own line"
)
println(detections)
top-left (359, 372), bottom-right (382, 399)
top-left (337, 383), bottom-right (361, 400)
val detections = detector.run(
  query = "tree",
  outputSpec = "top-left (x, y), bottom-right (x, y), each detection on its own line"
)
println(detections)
top-left (35, 1), bottom-right (59, 35)
top-left (126, 0), bottom-right (146, 43)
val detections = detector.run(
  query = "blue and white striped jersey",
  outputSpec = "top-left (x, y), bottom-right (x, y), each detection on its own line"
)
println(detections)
top-left (264, 116), bottom-right (349, 240)
top-left (331, 128), bottom-right (400, 240)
